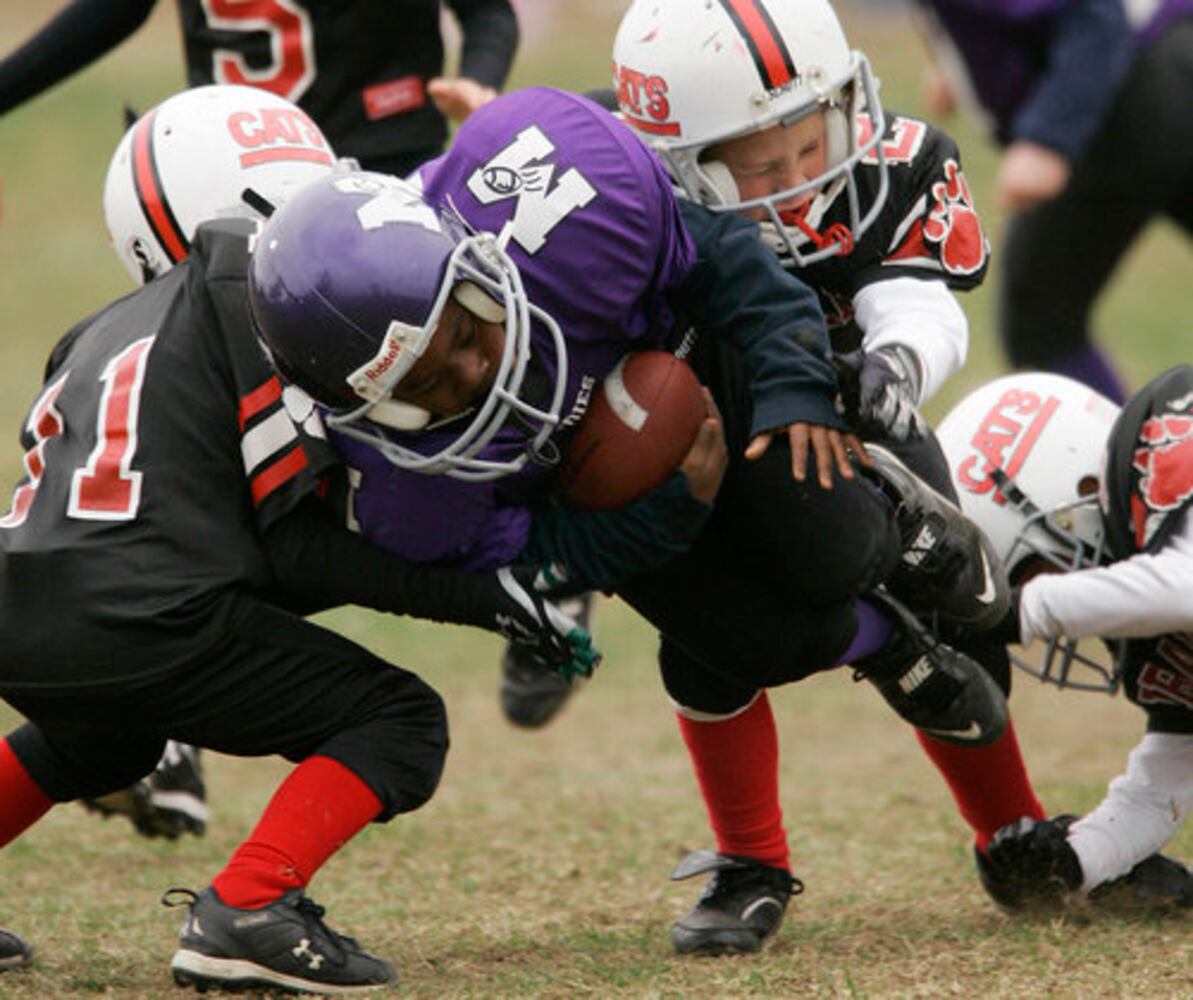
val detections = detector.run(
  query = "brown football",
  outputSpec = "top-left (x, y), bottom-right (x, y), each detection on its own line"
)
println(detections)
top-left (558, 351), bottom-right (705, 510)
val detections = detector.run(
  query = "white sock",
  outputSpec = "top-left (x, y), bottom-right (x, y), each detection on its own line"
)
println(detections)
top-left (1067, 731), bottom-right (1193, 892)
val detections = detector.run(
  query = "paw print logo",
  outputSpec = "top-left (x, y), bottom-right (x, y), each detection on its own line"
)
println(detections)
top-left (924, 159), bottom-right (987, 276)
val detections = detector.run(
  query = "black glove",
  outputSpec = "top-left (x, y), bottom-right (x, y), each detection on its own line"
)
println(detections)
top-left (834, 346), bottom-right (927, 441)
top-left (483, 567), bottom-right (601, 681)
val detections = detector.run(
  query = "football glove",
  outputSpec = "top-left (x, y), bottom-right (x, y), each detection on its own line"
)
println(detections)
top-left (487, 567), bottom-right (601, 681)
top-left (835, 345), bottom-right (927, 442)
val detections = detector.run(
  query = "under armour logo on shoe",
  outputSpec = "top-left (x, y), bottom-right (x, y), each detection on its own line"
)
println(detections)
top-left (903, 524), bottom-right (938, 567)
top-left (292, 938), bottom-right (325, 970)
top-left (897, 656), bottom-right (934, 694)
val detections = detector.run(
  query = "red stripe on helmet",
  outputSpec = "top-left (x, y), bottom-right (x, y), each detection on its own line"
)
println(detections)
top-left (239, 147), bottom-right (336, 168)
top-left (131, 109), bottom-right (189, 264)
top-left (719, 0), bottom-right (796, 90)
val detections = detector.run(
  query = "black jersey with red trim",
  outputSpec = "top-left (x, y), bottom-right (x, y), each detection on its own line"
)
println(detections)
top-left (0, 0), bottom-right (516, 174)
top-left (174, 0), bottom-right (518, 169)
top-left (785, 111), bottom-right (990, 352)
top-left (0, 220), bottom-right (338, 687)
top-left (1101, 364), bottom-right (1193, 560)
top-left (1099, 365), bottom-right (1193, 731)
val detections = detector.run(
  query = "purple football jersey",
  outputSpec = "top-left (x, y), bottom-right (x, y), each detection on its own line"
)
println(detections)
top-left (335, 87), bottom-right (697, 568)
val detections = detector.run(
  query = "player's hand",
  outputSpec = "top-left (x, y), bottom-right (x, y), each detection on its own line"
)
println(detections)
top-left (834, 346), bottom-right (927, 442)
top-left (746, 421), bottom-right (872, 489)
top-left (921, 64), bottom-right (957, 118)
top-left (680, 387), bottom-right (728, 505)
top-left (997, 141), bottom-right (1071, 212)
top-left (427, 77), bottom-right (497, 122)
top-left (487, 567), bottom-right (601, 680)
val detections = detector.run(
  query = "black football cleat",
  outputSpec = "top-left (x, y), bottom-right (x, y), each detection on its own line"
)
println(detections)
top-left (82, 741), bottom-right (206, 840)
top-left (853, 588), bottom-right (1008, 747)
top-left (1090, 852), bottom-right (1193, 911)
top-left (146, 742), bottom-right (207, 838)
top-left (980, 815), bottom-right (1193, 912)
top-left (165, 886), bottom-right (395, 994)
top-left (977, 815), bottom-right (1081, 910)
top-left (669, 850), bottom-right (802, 956)
top-left (866, 445), bottom-right (1010, 631)
top-left (0, 929), bottom-right (32, 971)
top-left (500, 593), bottom-right (592, 729)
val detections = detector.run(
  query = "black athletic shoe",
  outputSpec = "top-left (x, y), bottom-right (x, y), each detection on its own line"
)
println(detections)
top-left (867, 445), bottom-right (1010, 631)
top-left (147, 742), bottom-right (207, 838)
top-left (165, 886), bottom-right (395, 995)
top-left (82, 741), bottom-right (206, 840)
top-left (669, 850), bottom-right (803, 956)
top-left (977, 815), bottom-right (1082, 910)
top-left (500, 593), bottom-right (592, 729)
top-left (980, 815), bottom-right (1193, 912)
top-left (0, 929), bottom-right (31, 971)
top-left (853, 588), bottom-right (1008, 747)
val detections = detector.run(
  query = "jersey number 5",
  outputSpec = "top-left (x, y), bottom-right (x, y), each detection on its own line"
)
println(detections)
top-left (0, 337), bottom-right (155, 528)
top-left (200, 0), bottom-right (317, 104)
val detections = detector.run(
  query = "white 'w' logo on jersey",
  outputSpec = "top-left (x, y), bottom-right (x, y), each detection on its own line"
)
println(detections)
top-left (466, 125), bottom-right (596, 254)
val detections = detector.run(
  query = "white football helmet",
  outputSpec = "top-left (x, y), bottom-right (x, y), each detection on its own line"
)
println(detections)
top-left (103, 84), bottom-right (338, 284)
top-left (612, 0), bottom-right (887, 265)
top-left (937, 372), bottom-right (1123, 691)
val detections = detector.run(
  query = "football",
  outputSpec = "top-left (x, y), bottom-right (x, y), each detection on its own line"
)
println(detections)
top-left (558, 351), bottom-right (705, 510)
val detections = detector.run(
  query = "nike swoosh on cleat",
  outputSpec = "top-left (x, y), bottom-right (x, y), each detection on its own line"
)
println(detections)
top-left (921, 721), bottom-right (985, 741)
top-left (975, 551), bottom-right (997, 605)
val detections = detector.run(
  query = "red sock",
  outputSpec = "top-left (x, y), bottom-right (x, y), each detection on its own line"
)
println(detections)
top-left (676, 692), bottom-right (790, 871)
top-left (916, 719), bottom-right (1045, 853)
top-left (0, 738), bottom-right (54, 846)
top-left (213, 755), bottom-right (382, 909)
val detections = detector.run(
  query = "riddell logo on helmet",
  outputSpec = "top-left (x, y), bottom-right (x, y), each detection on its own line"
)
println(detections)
top-left (613, 63), bottom-right (679, 135)
top-left (226, 108), bottom-right (334, 168)
top-left (362, 335), bottom-right (403, 384)
top-left (955, 387), bottom-right (1060, 503)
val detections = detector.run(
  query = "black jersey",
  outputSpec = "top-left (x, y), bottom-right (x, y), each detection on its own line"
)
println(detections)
top-left (174, 0), bottom-right (517, 168)
top-left (0, 221), bottom-right (338, 688)
top-left (1099, 365), bottom-right (1193, 730)
top-left (0, 0), bottom-right (517, 173)
top-left (786, 112), bottom-right (990, 353)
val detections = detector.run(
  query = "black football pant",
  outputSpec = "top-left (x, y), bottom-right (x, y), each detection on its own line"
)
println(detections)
top-left (1000, 19), bottom-right (1193, 370)
top-left (617, 334), bottom-right (903, 714)
top-left (3, 594), bottom-right (447, 821)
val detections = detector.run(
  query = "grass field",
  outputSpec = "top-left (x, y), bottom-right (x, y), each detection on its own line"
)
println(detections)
top-left (0, 2), bottom-right (1190, 997)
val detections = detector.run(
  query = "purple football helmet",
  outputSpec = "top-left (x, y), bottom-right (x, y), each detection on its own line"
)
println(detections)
top-left (248, 170), bottom-right (567, 480)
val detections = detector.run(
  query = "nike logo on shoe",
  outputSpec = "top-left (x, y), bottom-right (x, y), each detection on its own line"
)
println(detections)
top-left (921, 721), bottom-right (985, 742)
top-left (975, 551), bottom-right (997, 605)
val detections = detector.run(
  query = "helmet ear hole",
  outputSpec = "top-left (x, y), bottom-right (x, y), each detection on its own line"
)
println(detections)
top-left (1076, 474), bottom-right (1100, 497)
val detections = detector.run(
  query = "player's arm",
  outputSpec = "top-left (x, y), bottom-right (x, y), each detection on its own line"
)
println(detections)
top-left (1006, 0), bottom-right (1134, 164)
top-left (431, 0), bottom-right (519, 122)
top-left (674, 200), bottom-right (863, 487)
top-left (261, 494), bottom-right (599, 678)
top-left (0, 0), bottom-right (156, 115)
top-left (1017, 522), bottom-right (1193, 644)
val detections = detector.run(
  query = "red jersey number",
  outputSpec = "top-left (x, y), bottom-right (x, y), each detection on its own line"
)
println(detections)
top-left (1, 337), bottom-right (155, 527)
top-left (200, 0), bottom-right (316, 104)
